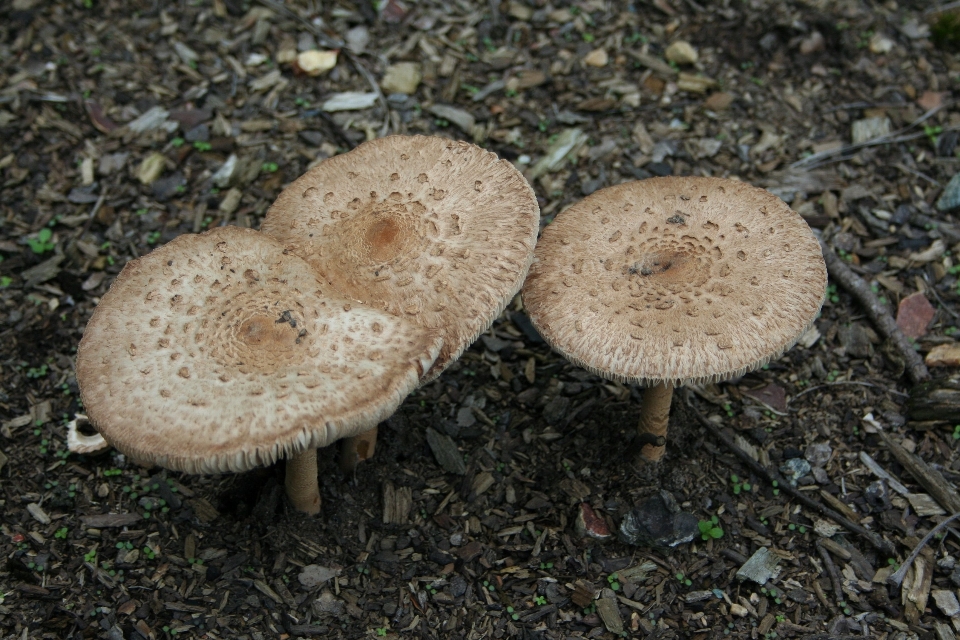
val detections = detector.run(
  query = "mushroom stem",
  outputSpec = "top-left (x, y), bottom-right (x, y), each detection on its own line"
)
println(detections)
top-left (637, 382), bottom-right (674, 462)
top-left (339, 426), bottom-right (378, 474)
top-left (285, 448), bottom-right (321, 514)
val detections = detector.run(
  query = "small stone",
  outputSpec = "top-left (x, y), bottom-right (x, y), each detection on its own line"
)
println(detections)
top-left (344, 25), bottom-right (370, 54)
top-left (137, 152), bottom-right (166, 185)
top-left (730, 603), bottom-right (748, 617)
top-left (381, 62), bottom-right (422, 95)
top-left (864, 480), bottom-right (891, 511)
top-left (919, 90), bottom-right (948, 112)
top-left (425, 427), bottom-right (466, 475)
top-left (926, 343), bottom-right (960, 367)
top-left (665, 41), bottom-right (698, 65)
top-left (736, 547), bottom-right (781, 584)
top-left (896, 292), bottom-right (935, 339)
top-left (932, 589), bottom-right (960, 617)
top-left (312, 590), bottom-right (345, 617)
top-left (799, 31), bottom-right (825, 54)
top-left (851, 117), bottom-right (892, 143)
top-left (804, 442), bottom-right (832, 467)
top-left (513, 69), bottom-right (546, 89)
top-left (98, 152), bottom-right (129, 176)
top-left (219, 187), bottom-right (243, 214)
top-left (296, 50), bottom-right (338, 76)
top-left (508, 1), bottom-right (533, 20)
top-left (575, 502), bottom-right (611, 540)
top-left (542, 395), bottom-right (570, 425)
top-left (703, 92), bottom-right (734, 110)
top-left (837, 323), bottom-right (873, 359)
top-left (618, 491), bottom-right (699, 548)
top-left (779, 458), bottom-right (811, 486)
top-left (868, 33), bottom-right (894, 54)
top-left (583, 48), bottom-right (608, 68)
top-left (299, 565), bottom-right (339, 588)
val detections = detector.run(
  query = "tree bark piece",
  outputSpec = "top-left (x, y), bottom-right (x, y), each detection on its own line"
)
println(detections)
top-left (285, 448), bottom-right (320, 514)
top-left (819, 238), bottom-right (929, 384)
top-left (685, 390), bottom-right (895, 556)
top-left (340, 426), bottom-right (378, 474)
top-left (877, 430), bottom-right (960, 513)
top-left (637, 383), bottom-right (674, 462)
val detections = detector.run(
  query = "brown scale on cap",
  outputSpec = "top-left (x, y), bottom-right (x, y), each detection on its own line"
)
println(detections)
top-left (76, 226), bottom-right (442, 477)
top-left (524, 177), bottom-right (826, 461)
top-left (262, 135), bottom-right (540, 381)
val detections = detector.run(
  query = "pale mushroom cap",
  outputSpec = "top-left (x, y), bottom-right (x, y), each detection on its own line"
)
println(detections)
top-left (261, 135), bottom-right (540, 381)
top-left (522, 177), bottom-right (827, 386)
top-left (76, 226), bottom-right (442, 474)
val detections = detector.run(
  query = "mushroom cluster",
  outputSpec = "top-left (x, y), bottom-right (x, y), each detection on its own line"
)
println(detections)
top-left (522, 176), bottom-right (826, 462)
top-left (76, 136), bottom-right (540, 514)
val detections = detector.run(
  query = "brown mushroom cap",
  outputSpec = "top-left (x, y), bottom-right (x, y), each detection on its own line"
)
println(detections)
top-left (76, 226), bottom-right (441, 474)
top-left (261, 135), bottom-right (540, 380)
top-left (522, 177), bottom-right (826, 386)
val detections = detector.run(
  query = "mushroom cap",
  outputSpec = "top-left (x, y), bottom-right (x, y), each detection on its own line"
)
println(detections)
top-left (522, 177), bottom-right (826, 386)
top-left (76, 226), bottom-right (442, 474)
top-left (261, 135), bottom-right (540, 381)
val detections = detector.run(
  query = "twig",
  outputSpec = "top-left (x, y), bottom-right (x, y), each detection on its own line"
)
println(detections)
top-left (792, 106), bottom-right (946, 170)
top-left (789, 380), bottom-right (909, 405)
top-left (815, 541), bottom-right (844, 613)
top-left (820, 238), bottom-right (929, 384)
top-left (877, 430), bottom-right (960, 513)
top-left (684, 390), bottom-right (896, 556)
top-left (888, 511), bottom-right (960, 588)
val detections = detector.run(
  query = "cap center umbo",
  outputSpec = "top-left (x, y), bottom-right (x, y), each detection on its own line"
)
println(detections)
top-left (628, 251), bottom-right (703, 286)
top-left (233, 313), bottom-right (305, 360)
top-left (342, 199), bottom-right (429, 266)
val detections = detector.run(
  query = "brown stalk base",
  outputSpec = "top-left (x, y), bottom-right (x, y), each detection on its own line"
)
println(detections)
top-left (285, 447), bottom-right (321, 514)
top-left (636, 383), bottom-right (674, 462)
top-left (339, 426), bottom-right (378, 474)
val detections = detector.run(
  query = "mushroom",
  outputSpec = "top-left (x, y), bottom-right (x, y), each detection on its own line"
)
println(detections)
top-left (261, 135), bottom-right (540, 469)
top-left (522, 177), bottom-right (826, 462)
top-left (76, 226), bottom-right (441, 513)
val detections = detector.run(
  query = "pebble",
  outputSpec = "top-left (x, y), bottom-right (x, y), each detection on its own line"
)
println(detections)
top-left (137, 153), bottom-right (166, 185)
top-left (665, 41), bottom-right (698, 65)
top-left (799, 31), bottom-right (825, 54)
top-left (618, 492), bottom-right (698, 548)
top-left (932, 589), bottom-right (960, 617)
top-left (127, 106), bottom-right (177, 135)
top-left (736, 547), bottom-right (781, 584)
top-left (868, 33), bottom-right (894, 54)
top-left (299, 564), bottom-right (339, 588)
top-left (936, 173), bottom-right (960, 212)
top-left (296, 50), bottom-right (338, 76)
top-left (703, 92), bottom-right (734, 110)
top-left (345, 25), bottom-right (370, 54)
top-left (896, 292), bottom-right (935, 339)
top-left (312, 590), bottom-right (345, 617)
top-left (583, 48), bottom-right (608, 67)
top-left (381, 62), bottom-right (422, 95)
top-left (804, 442), bottom-right (832, 467)
top-left (926, 343), bottom-right (960, 367)
top-left (219, 187), bottom-right (242, 214)
top-left (98, 152), bottom-right (129, 176)
top-left (779, 458), bottom-right (811, 486)
top-left (851, 116), bottom-right (892, 143)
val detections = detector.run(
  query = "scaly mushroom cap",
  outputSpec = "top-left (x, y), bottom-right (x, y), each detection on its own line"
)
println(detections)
top-left (261, 135), bottom-right (540, 381)
top-left (522, 177), bottom-right (826, 386)
top-left (76, 226), bottom-right (442, 474)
